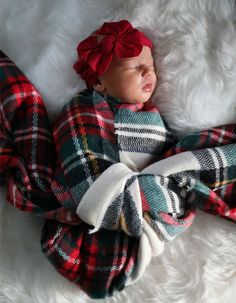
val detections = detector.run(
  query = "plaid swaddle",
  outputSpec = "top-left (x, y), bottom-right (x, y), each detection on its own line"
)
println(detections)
top-left (1, 51), bottom-right (236, 299)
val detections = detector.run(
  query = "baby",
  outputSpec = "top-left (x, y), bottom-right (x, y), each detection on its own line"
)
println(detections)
top-left (44, 20), bottom-right (235, 298)
top-left (45, 20), bottom-right (194, 298)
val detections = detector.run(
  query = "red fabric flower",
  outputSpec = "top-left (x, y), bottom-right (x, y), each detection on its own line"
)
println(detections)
top-left (73, 20), bottom-right (153, 88)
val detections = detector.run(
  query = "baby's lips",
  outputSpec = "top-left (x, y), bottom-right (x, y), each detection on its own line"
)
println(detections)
top-left (142, 83), bottom-right (153, 92)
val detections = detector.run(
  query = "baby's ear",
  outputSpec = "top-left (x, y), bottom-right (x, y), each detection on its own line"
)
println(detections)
top-left (93, 81), bottom-right (106, 93)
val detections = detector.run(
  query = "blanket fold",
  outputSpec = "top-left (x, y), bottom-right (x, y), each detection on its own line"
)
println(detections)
top-left (1, 50), bottom-right (236, 299)
top-left (0, 50), bottom-right (79, 224)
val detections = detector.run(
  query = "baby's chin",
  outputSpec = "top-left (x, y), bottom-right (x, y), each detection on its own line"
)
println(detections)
top-left (122, 98), bottom-right (150, 104)
top-left (112, 90), bottom-right (153, 104)
top-left (121, 91), bottom-right (153, 104)
top-left (134, 92), bottom-right (153, 104)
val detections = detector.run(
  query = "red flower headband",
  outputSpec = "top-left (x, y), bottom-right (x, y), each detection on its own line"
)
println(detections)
top-left (73, 20), bottom-right (153, 88)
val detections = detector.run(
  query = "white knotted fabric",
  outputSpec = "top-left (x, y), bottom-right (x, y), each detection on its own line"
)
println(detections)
top-left (76, 151), bottom-right (201, 284)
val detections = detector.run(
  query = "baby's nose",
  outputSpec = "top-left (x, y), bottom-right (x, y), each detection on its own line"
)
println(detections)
top-left (141, 66), bottom-right (152, 77)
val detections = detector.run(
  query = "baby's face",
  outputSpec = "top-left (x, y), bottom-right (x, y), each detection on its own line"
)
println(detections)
top-left (95, 46), bottom-right (157, 104)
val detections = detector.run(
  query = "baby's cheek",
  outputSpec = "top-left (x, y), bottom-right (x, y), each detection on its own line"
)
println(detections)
top-left (119, 77), bottom-right (132, 90)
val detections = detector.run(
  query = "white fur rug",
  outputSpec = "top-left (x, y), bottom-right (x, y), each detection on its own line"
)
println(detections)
top-left (1, 0), bottom-right (236, 302)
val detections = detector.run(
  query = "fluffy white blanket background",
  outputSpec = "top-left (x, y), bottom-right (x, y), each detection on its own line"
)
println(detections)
top-left (1, 0), bottom-right (236, 302)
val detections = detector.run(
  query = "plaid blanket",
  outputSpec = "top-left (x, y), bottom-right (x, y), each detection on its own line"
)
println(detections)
top-left (1, 51), bottom-right (236, 299)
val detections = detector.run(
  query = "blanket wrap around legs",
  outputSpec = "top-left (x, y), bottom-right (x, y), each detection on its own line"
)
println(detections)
top-left (1, 51), bottom-right (236, 299)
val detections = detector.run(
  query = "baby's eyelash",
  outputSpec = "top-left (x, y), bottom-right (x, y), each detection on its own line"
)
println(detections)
top-left (124, 66), bottom-right (138, 70)
top-left (125, 64), bottom-right (154, 70)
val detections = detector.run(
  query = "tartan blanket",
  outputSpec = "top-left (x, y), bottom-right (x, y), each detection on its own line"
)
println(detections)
top-left (1, 51), bottom-right (236, 299)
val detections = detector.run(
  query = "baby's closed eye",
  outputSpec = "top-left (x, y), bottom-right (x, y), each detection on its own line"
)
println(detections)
top-left (125, 64), bottom-right (154, 70)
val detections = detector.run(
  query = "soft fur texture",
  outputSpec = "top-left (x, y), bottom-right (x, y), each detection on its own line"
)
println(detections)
top-left (1, 0), bottom-right (236, 302)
